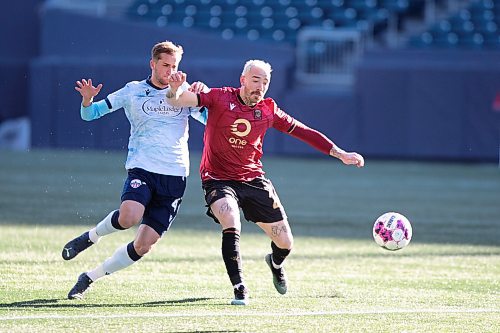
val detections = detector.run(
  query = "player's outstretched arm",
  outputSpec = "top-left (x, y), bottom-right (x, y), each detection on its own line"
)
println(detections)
top-left (75, 79), bottom-right (102, 107)
top-left (286, 120), bottom-right (365, 168)
top-left (166, 71), bottom-right (199, 107)
top-left (76, 78), bottom-right (113, 122)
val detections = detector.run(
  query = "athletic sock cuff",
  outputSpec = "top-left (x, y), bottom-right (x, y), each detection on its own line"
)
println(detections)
top-left (111, 210), bottom-right (126, 230)
top-left (126, 241), bottom-right (142, 261)
top-left (271, 241), bottom-right (291, 266)
top-left (222, 227), bottom-right (240, 235)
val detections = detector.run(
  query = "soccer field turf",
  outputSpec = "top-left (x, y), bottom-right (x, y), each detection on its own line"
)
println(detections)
top-left (0, 149), bottom-right (499, 332)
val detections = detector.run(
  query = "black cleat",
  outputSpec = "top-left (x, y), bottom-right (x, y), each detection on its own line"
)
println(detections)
top-left (265, 254), bottom-right (288, 295)
top-left (62, 231), bottom-right (94, 260)
top-left (231, 285), bottom-right (249, 306)
top-left (67, 273), bottom-right (93, 300)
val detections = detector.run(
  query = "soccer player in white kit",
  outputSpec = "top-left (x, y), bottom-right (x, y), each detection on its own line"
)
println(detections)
top-left (62, 41), bottom-right (208, 299)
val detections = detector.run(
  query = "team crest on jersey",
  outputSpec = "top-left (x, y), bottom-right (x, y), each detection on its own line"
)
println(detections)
top-left (130, 179), bottom-right (145, 189)
top-left (254, 109), bottom-right (262, 120)
top-left (142, 98), bottom-right (183, 117)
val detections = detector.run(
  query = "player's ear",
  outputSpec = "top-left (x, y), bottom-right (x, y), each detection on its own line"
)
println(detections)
top-left (240, 75), bottom-right (245, 87)
top-left (149, 59), bottom-right (155, 71)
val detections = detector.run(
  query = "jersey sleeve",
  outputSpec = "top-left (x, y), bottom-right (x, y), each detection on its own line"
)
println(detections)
top-left (81, 99), bottom-right (114, 121)
top-left (81, 84), bottom-right (129, 121)
top-left (189, 106), bottom-right (208, 125)
top-left (105, 84), bottom-right (130, 112)
top-left (272, 104), bottom-right (296, 133)
top-left (273, 104), bottom-right (332, 155)
top-left (184, 81), bottom-right (208, 124)
top-left (198, 88), bottom-right (221, 108)
top-left (287, 121), bottom-right (333, 155)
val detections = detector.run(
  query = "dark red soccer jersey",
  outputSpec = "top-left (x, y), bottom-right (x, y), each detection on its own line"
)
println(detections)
top-left (198, 87), bottom-right (295, 181)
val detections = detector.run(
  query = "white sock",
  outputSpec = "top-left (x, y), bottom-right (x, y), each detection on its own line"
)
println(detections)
top-left (94, 210), bottom-right (120, 240)
top-left (86, 244), bottom-right (135, 282)
top-left (86, 265), bottom-right (105, 282)
top-left (88, 228), bottom-right (100, 244)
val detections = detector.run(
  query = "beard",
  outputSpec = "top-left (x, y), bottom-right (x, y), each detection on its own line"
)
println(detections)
top-left (157, 77), bottom-right (169, 87)
top-left (151, 69), bottom-right (170, 88)
top-left (250, 91), bottom-right (263, 102)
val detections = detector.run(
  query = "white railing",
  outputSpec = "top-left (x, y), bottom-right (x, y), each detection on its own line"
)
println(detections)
top-left (295, 27), bottom-right (367, 87)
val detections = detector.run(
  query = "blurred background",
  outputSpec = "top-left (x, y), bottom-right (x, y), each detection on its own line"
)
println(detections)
top-left (1, 0), bottom-right (500, 162)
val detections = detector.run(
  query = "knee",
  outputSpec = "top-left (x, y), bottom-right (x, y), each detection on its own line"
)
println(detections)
top-left (133, 239), bottom-right (157, 256)
top-left (213, 199), bottom-right (240, 226)
top-left (118, 211), bottom-right (142, 229)
top-left (275, 234), bottom-right (294, 250)
top-left (281, 237), bottom-right (294, 250)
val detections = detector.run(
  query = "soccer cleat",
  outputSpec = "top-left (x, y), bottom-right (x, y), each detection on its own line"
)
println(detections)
top-left (231, 285), bottom-right (249, 306)
top-left (61, 231), bottom-right (94, 260)
top-left (67, 273), bottom-right (93, 300)
top-left (265, 254), bottom-right (287, 295)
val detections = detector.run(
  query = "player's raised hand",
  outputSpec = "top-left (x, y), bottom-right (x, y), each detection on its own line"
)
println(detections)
top-left (189, 81), bottom-right (210, 94)
top-left (168, 71), bottom-right (187, 91)
top-left (166, 71), bottom-right (200, 107)
top-left (75, 79), bottom-right (103, 107)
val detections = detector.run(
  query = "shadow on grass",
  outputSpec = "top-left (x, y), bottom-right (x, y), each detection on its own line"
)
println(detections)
top-left (0, 297), bottom-right (214, 309)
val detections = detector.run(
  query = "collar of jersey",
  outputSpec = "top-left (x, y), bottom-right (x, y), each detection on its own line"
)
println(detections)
top-left (146, 76), bottom-right (167, 90)
top-left (236, 88), bottom-right (259, 109)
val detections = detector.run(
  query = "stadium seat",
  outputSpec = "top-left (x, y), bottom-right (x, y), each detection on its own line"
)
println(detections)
top-left (406, 0), bottom-right (500, 49)
top-left (126, 0), bottom-right (495, 47)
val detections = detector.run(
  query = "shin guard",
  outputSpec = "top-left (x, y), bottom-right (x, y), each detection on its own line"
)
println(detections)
top-left (271, 241), bottom-right (291, 266)
top-left (222, 228), bottom-right (243, 286)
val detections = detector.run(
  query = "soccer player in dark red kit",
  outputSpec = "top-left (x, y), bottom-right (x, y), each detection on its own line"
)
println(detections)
top-left (166, 60), bottom-right (364, 305)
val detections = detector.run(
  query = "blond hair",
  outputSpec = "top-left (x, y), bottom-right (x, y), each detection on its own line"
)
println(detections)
top-left (241, 59), bottom-right (272, 77)
top-left (151, 41), bottom-right (184, 61)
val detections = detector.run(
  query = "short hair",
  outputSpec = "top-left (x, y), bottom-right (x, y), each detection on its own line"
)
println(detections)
top-left (241, 60), bottom-right (272, 77)
top-left (151, 41), bottom-right (184, 61)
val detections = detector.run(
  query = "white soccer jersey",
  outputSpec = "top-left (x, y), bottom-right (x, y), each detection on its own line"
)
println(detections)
top-left (81, 78), bottom-right (207, 176)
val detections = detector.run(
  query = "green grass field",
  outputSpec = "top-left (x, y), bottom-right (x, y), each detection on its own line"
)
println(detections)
top-left (0, 149), bottom-right (499, 332)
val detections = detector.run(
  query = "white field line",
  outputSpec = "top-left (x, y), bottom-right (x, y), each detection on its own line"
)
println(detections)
top-left (1, 308), bottom-right (499, 321)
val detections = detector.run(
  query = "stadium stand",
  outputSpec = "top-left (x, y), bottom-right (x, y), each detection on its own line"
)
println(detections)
top-left (124, 0), bottom-right (500, 85)
top-left (408, 0), bottom-right (500, 49)
top-left (2, 0), bottom-right (499, 161)
top-left (125, 0), bottom-right (437, 86)
top-left (126, 0), bottom-right (425, 45)
top-left (126, 0), bottom-right (500, 50)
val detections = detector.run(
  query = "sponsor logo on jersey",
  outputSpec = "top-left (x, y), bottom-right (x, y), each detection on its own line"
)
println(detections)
top-left (130, 179), bottom-right (145, 189)
top-left (229, 119), bottom-right (251, 148)
top-left (229, 103), bottom-right (236, 111)
top-left (141, 98), bottom-right (183, 117)
top-left (230, 119), bottom-right (251, 137)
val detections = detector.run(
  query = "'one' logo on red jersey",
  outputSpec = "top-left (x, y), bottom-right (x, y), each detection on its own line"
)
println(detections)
top-left (229, 119), bottom-right (251, 149)
top-left (230, 119), bottom-right (251, 137)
